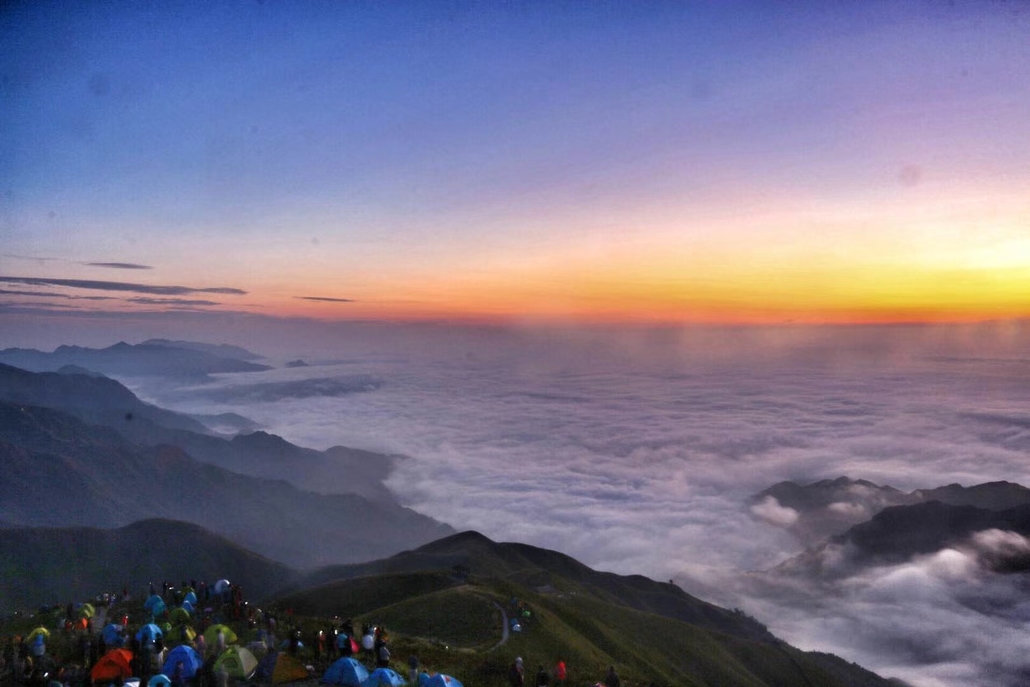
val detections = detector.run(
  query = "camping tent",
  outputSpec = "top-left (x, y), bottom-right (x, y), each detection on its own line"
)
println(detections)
top-left (144, 596), bottom-right (166, 616)
top-left (422, 675), bottom-right (462, 687)
top-left (91, 649), bottom-right (134, 682)
top-left (148, 675), bottom-right (171, 687)
top-left (214, 646), bottom-right (258, 680)
top-left (103, 623), bottom-right (126, 646)
top-left (255, 652), bottom-right (309, 685)
top-left (26, 627), bottom-right (49, 642)
top-left (204, 624), bottom-right (238, 647)
top-left (79, 603), bottom-right (96, 619)
top-left (136, 624), bottom-right (163, 643)
top-left (183, 591), bottom-right (198, 606)
top-left (174, 625), bottom-right (197, 643)
top-left (162, 644), bottom-right (203, 679)
top-left (322, 658), bottom-right (369, 686)
top-left (168, 608), bottom-right (191, 626)
top-left (363, 668), bottom-right (406, 687)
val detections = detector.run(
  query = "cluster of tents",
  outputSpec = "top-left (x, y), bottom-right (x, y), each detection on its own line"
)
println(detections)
top-left (82, 612), bottom-right (462, 687)
top-left (321, 659), bottom-right (462, 687)
top-left (89, 650), bottom-right (462, 687)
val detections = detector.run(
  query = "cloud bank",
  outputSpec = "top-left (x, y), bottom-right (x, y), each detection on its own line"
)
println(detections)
top-left (73, 323), bottom-right (1030, 686)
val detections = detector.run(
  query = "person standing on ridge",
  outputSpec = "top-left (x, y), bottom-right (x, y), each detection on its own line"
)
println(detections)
top-left (535, 664), bottom-right (549, 686)
top-left (508, 657), bottom-right (524, 687)
top-left (407, 655), bottom-right (419, 684)
top-left (554, 659), bottom-right (566, 686)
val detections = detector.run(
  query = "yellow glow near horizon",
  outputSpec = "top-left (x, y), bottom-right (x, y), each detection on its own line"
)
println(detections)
top-left (170, 182), bottom-right (1030, 325)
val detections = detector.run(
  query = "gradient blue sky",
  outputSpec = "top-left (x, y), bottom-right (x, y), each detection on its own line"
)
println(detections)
top-left (2, 1), bottom-right (1029, 327)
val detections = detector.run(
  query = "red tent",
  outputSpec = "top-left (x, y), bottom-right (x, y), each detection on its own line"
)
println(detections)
top-left (91, 649), bottom-right (134, 682)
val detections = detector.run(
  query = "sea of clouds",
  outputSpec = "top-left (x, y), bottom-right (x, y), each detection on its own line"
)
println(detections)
top-left (130, 323), bottom-right (1030, 687)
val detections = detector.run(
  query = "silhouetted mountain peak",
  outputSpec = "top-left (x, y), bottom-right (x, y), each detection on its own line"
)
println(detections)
top-left (141, 339), bottom-right (263, 361)
top-left (415, 530), bottom-right (496, 554)
top-left (232, 430), bottom-right (294, 450)
top-left (0, 341), bottom-right (271, 379)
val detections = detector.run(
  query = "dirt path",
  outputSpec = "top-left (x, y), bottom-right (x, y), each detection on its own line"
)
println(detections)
top-left (489, 602), bottom-right (510, 651)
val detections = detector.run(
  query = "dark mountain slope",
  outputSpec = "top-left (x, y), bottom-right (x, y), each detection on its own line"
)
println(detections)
top-left (0, 519), bottom-right (298, 611)
top-left (751, 476), bottom-right (1030, 544)
top-left (0, 362), bottom-right (212, 434)
top-left (0, 363), bottom-right (394, 498)
top-left (0, 402), bottom-right (453, 568)
top-left (775, 500), bottom-right (1030, 578)
top-left (290, 530), bottom-right (771, 643)
top-left (273, 531), bottom-right (895, 687)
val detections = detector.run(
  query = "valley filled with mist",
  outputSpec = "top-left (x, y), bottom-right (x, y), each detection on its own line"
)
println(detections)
top-left (5, 323), bottom-right (1030, 686)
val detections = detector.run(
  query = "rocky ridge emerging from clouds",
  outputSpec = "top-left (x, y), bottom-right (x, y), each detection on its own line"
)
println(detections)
top-left (750, 476), bottom-right (1030, 545)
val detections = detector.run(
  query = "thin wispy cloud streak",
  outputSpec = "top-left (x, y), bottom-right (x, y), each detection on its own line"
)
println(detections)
top-left (0, 289), bottom-right (115, 301)
top-left (0, 276), bottom-right (246, 296)
top-left (295, 296), bottom-right (355, 303)
top-left (1, 254), bottom-right (67, 263)
top-left (85, 262), bottom-right (153, 270)
top-left (127, 297), bottom-right (220, 306)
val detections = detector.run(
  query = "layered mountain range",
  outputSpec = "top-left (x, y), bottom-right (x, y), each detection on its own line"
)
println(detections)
top-left (0, 357), bottom-right (453, 571)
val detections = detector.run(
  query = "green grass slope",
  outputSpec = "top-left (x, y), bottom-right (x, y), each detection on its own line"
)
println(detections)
top-left (273, 532), bottom-right (895, 687)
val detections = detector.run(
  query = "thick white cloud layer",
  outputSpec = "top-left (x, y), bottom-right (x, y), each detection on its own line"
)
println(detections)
top-left (130, 325), bottom-right (1030, 687)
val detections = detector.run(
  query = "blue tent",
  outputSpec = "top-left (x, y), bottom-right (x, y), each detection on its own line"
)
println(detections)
top-left (362, 668), bottom-right (406, 687)
top-left (148, 675), bottom-right (171, 687)
top-left (422, 676), bottom-right (462, 687)
top-left (181, 600), bottom-right (195, 614)
top-left (102, 623), bottom-right (126, 646)
top-left (322, 658), bottom-right (369, 686)
top-left (144, 595), bottom-right (167, 616)
top-left (162, 644), bottom-right (203, 679)
top-left (183, 591), bottom-right (198, 606)
top-left (136, 624), bottom-right (163, 643)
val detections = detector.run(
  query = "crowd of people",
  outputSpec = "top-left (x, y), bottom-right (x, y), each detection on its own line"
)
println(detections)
top-left (3, 583), bottom-right (636, 687)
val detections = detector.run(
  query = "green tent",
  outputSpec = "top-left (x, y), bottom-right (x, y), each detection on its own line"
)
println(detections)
top-left (204, 624), bottom-right (238, 647)
top-left (168, 608), bottom-right (191, 626)
top-left (214, 646), bottom-right (258, 680)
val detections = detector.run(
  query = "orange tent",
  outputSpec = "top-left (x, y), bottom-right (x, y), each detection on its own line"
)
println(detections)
top-left (91, 649), bottom-right (134, 682)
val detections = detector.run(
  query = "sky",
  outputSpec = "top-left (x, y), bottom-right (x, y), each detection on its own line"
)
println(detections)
top-left (3, 1), bottom-right (1030, 328)
top-left (5, 5), bottom-right (1030, 681)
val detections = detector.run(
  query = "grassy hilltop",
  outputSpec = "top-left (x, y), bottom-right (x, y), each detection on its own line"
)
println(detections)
top-left (270, 531), bottom-right (896, 687)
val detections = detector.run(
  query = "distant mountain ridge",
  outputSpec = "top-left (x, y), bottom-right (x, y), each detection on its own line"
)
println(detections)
top-left (776, 500), bottom-right (1030, 579)
top-left (0, 341), bottom-right (271, 379)
top-left (0, 400), bottom-right (453, 568)
top-left (0, 362), bottom-right (214, 434)
top-left (751, 476), bottom-right (1030, 544)
top-left (0, 362), bottom-right (394, 498)
top-left (140, 338), bottom-right (264, 360)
